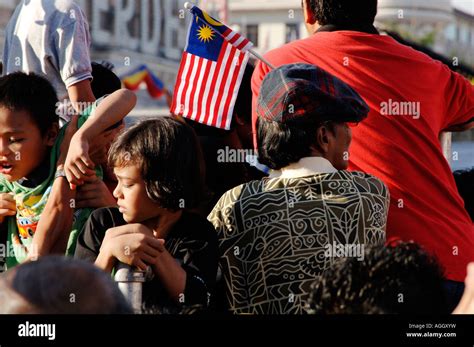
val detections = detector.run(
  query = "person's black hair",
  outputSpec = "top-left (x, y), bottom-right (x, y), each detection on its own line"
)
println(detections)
top-left (233, 62), bottom-right (254, 125)
top-left (91, 61), bottom-right (123, 131)
top-left (0, 72), bottom-right (58, 135)
top-left (108, 117), bottom-right (204, 210)
top-left (453, 168), bottom-right (474, 222)
top-left (0, 256), bottom-right (131, 314)
top-left (91, 61), bottom-right (122, 99)
top-left (185, 61), bottom-right (255, 137)
top-left (307, 0), bottom-right (378, 27)
top-left (307, 242), bottom-right (449, 314)
top-left (257, 117), bottom-right (336, 170)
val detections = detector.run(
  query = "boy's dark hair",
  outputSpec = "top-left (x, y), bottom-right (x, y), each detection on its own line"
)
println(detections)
top-left (91, 61), bottom-right (122, 99)
top-left (307, 0), bottom-right (378, 27)
top-left (91, 62), bottom-right (123, 131)
top-left (307, 242), bottom-right (449, 314)
top-left (454, 168), bottom-right (474, 221)
top-left (0, 256), bottom-right (131, 314)
top-left (0, 72), bottom-right (58, 135)
top-left (108, 117), bottom-right (204, 210)
top-left (257, 117), bottom-right (336, 170)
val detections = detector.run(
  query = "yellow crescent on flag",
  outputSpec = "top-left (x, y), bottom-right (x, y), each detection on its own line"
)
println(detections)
top-left (203, 11), bottom-right (223, 26)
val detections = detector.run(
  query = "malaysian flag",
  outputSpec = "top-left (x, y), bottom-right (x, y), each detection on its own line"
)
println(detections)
top-left (171, 4), bottom-right (253, 130)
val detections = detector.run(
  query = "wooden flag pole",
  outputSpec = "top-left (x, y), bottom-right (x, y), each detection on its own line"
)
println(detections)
top-left (184, 2), bottom-right (275, 70)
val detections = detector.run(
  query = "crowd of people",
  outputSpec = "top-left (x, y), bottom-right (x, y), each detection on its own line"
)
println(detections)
top-left (0, 0), bottom-right (473, 315)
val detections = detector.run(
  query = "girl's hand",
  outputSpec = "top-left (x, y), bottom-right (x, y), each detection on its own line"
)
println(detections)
top-left (101, 224), bottom-right (165, 270)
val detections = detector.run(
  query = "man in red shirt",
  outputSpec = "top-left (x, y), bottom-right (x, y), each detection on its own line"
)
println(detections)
top-left (251, 0), bottom-right (474, 307)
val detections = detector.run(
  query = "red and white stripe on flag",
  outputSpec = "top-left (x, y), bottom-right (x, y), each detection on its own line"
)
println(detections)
top-left (171, 41), bottom-right (249, 130)
top-left (223, 28), bottom-right (253, 52)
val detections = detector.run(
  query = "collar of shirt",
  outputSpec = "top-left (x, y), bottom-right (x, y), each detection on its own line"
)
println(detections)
top-left (269, 157), bottom-right (338, 179)
top-left (316, 24), bottom-right (379, 35)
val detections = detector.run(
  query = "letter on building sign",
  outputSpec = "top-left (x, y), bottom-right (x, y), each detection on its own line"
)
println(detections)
top-left (92, 0), bottom-right (111, 46)
top-left (141, 0), bottom-right (162, 55)
top-left (92, 1), bottom-right (111, 45)
top-left (87, 0), bottom-right (187, 59)
top-left (163, 0), bottom-right (183, 60)
top-left (115, 0), bottom-right (139, 51)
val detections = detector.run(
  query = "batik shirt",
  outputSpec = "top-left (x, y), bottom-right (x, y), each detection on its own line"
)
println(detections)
top-left (208, 157), bottom-right (390, 314)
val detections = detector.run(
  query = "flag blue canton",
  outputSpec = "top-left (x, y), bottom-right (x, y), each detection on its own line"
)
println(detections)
top-left (185, 17), bottom-right (224, 62)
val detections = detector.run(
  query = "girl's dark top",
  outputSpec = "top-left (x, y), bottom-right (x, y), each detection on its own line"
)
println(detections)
top-left (74, 207), bottom-right (218, 313)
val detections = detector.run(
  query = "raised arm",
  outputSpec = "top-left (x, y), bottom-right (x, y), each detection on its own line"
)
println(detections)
top-left (67, 79), bottom-right (96, 112)
top-left (65, 89), bottom-right (137, 186)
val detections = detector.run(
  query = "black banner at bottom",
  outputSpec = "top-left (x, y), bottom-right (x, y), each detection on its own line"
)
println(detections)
top-left (0, 314), bottom-right (473, 346)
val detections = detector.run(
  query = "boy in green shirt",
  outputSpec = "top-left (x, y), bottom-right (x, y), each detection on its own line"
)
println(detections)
top-left (0, 72), bottom-right (136, 268)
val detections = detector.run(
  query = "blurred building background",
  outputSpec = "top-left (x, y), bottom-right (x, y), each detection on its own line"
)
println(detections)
top-left (1, 0), bottom-right (472, 103)
top-left (0, 0), bottom-right (473, 168)
top-left (0, 0), bottom-right (192, 117)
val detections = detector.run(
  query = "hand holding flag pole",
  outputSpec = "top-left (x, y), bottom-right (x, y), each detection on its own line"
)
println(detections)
top-left (184, 2), bottom-right (275, 70)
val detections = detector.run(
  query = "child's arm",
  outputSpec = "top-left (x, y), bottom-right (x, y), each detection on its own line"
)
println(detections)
top-left (30, 162), bottom-right (76, 257)
top-left (152, 248), bottom-right (187, 301)
top-left (29, 116), bottom-right (80, 258)
top-left (67, 80), bottom-right (96, 112)
top-left (65, 89), bottom-right (137, 186)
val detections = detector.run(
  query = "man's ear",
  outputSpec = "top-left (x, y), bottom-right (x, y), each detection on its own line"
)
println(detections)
top-left (316, 126), bottom-right (330, 154)
top-left (45, 123), bottom-right (60, 146)
top-left (302, 0), bottom-right (317, 25)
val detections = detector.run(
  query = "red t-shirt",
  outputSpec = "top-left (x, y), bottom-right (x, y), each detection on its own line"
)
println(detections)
top-left (251, 31), bottom-right (474, 282)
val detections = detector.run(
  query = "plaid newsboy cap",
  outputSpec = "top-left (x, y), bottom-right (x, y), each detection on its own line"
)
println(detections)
top-left (256, 63), bottom-right (369, 124)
